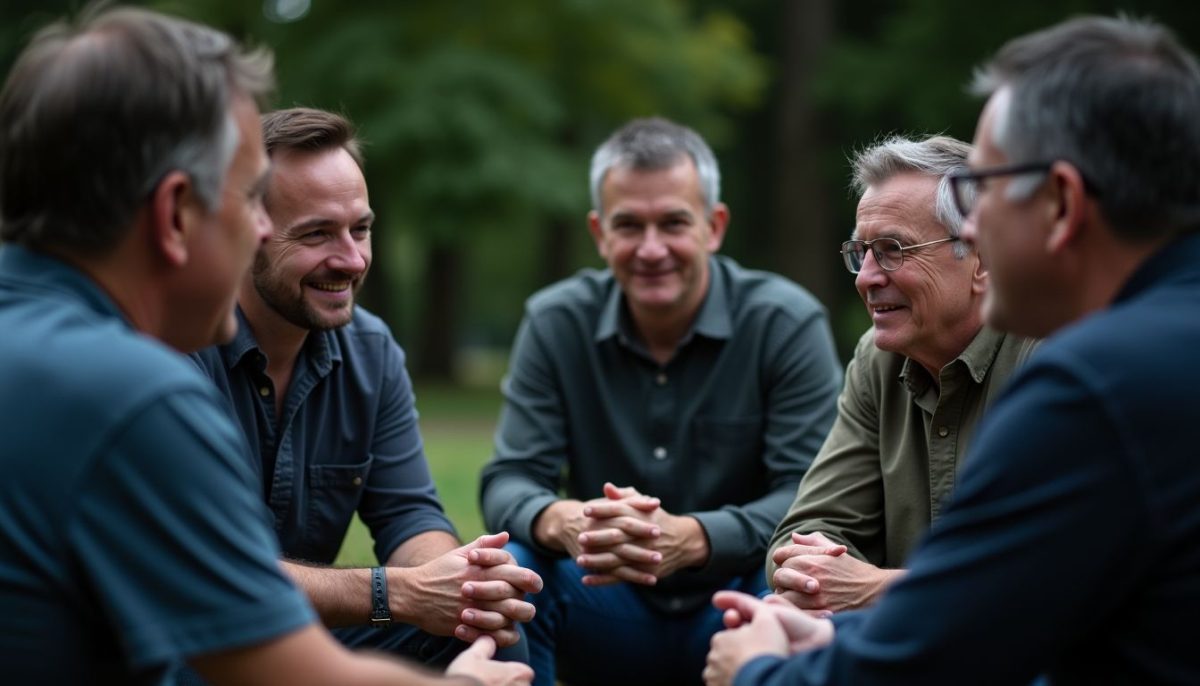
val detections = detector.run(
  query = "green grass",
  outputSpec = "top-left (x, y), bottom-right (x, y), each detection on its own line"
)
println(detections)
top-left (334, 382), bottom-right (503, 566)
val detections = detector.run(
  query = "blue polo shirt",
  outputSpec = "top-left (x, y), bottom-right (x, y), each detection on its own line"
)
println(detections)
top-left (736, 233), bottom-right (1200, 684)
top-left (0, 245), bottom-right (314, 684)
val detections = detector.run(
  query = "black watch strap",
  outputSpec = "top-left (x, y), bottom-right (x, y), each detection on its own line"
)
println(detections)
top-left (370, 566), bottom-right (392, 627)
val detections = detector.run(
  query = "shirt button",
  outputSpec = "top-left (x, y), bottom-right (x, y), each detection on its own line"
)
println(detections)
top-left (655, 373), bottom-right (668, 386)
top-left (937, 426), bottom-right (949, 438)
top-left (653, 446), bottom-right (667, 460)
top-left (352, 476), bottom-right (363, 486)
top-left (258, 386), bottom-right (270, 397)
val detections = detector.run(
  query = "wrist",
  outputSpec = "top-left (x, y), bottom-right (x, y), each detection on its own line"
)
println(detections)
top-left (533, 500), bottom-right (579, 553)
top-left (677, 515), bottom-right (710, 568)
top-left (386, 566), bottom-right (418, 625)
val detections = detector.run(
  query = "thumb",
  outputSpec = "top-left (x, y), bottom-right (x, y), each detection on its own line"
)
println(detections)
top-left (604, 482), bottom-right (641, 499)
top-left (463, 634), bottom-right (497, 659)
top-left (460, 531), bottom-right (508, 555)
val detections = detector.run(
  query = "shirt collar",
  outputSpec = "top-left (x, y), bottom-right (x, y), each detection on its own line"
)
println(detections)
top-left (0, 244), bottom-right (128, 324)
top-left (219, 305), bottom-right (342, 376)
top-left (899, 324), bottom-right (1006, 394)
top-left (594, 255), bottom-right (732, 344)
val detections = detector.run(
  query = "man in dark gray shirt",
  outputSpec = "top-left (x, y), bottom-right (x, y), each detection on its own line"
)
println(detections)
top-left (480, 117), bottom-right (843, 685)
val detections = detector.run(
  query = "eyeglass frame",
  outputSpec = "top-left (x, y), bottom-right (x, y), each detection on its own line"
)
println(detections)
top-left (839, 236), bottom-right (960, 274)
top-left (947, 161), bottom-right (1057, 217)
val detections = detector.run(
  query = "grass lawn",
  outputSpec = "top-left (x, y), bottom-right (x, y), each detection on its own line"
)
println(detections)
top-left (334, 382), bottom-right (504, 567)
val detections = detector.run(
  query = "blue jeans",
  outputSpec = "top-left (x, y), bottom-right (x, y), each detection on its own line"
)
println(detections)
top-left (509, 540), bottom-right (768, 686)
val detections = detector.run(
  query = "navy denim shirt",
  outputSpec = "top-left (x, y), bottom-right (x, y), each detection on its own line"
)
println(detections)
top-left (191, 306), bottom-right (456, 565)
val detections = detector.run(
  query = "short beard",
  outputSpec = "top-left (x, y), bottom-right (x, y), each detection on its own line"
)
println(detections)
top-left (251, 251), bottom-right (361, 331)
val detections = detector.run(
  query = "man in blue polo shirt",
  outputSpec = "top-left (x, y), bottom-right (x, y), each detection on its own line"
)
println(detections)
top-left (705, 15), bottom-right (1200, 685)
top-left (190, 107), bottom-right (540, 664)
top-left (0, 7), bottom-right (529, 686)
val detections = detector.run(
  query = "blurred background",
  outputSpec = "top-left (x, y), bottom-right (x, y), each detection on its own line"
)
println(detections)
top-left (5, 0), bottom-right (1200, 559)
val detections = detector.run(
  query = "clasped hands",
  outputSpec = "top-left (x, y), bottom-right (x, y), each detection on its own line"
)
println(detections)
top-left (404, 531), bottom-right (543, 647)
top-left (771, 531), bottom-right (901, 615)
top-left (556, 482), bottom-right (707, 587)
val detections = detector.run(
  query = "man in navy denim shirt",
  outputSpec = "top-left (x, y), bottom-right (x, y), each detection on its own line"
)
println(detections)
top-left (706, 15), bottom-right (1200, 686)
top-left (191, 108), bottom-right (541, 666)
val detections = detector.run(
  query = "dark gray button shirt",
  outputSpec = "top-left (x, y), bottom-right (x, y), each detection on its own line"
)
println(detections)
top-left (480, 255), bottom-right (843, 613)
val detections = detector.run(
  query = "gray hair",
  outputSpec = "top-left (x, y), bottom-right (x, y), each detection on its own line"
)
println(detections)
top-left (971, 15), bottom-right (1200, 241)
top-left (589, 117), bottom-right (721, 217)
top-left (0, 6), bottom-right (274, 255)
top-left (851, 134), bottom-right (973, 258)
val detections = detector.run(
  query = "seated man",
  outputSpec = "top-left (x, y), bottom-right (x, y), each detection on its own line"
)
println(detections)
top-left (190, 107), bottom-right (540, 665)
top-left (0, 7), bottom-right (528, 686)
top-left (766, 135), bottom-right (1037, 614)
top-left (479, 117), bottom-right (843, 685)
top-left (707, 15), bottom-right (1200, 685)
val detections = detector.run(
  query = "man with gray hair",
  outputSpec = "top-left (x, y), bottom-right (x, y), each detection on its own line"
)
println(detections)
top-left (706, 14), bottom-right (1200, 685)
top-left (479, 116), bottom-right (842, 684)
top-left (0, 6), bottom-right (529, 685)
top-left (766, 135), bottom-right (1036, 615)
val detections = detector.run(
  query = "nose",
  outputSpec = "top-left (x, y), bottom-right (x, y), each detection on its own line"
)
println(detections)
top-left (635, 225), bottom-right (669, 261)
top-left (960, 213), bottom-right (978, 249)
top-left (854, 246), bottom-right (888, 293)
top-left (326, 230), bottom-right (368, 274)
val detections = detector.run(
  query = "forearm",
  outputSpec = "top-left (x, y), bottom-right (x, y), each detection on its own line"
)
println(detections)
top-left (386, 530), bottom-right (460, 567)
top-left (281, 560), bottom-right (430, 630)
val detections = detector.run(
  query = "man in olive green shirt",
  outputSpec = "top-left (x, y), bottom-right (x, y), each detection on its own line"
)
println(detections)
top-left (766, 135), bottom-right (1036, 614)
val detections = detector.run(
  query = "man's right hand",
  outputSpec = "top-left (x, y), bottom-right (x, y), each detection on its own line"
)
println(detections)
top-left (446, 636), bottom-right (534, 686)
top-left (771, 531), bottom-right (902, 614)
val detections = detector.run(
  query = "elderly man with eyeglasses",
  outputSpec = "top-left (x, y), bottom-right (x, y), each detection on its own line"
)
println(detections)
top-left (764, 134), bottom-right (1038, 616)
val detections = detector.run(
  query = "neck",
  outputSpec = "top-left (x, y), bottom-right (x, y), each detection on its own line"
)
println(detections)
top-left (237, 284), bottom-right (310, 383)
top-left (58, 242), bottom-right (177, 346)
top-left (912, 320), bottom-right (984, 383)
top-left (1061, 231), bottom-right (1171, 333)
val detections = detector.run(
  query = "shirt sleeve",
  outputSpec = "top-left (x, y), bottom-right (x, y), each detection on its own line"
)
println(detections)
top-left (766, 333), bottom-right (885, 581)
top-left (736, 356), bottom-right (1147, 685)
top-left (69, 388), bottom-right (315, 671)
top-left (359, 339), bottom-right (458, 564)
top-left (690, 307), bottom-right (843, 577)
top-left (479, 314), bottom-right (567, 554)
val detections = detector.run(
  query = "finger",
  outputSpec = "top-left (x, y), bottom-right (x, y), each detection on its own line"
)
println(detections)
top-left (772, 543), bottom-right (843, 565)
top-left (472, 564), bottom-right (544, 594)
top-left (722, 607), bottom-right (745, 629)
top-left (583, 564), bottom-right (657, 586)
top-left (773, 567), bottom-right (820, 594)
top-left (608, 516), bottom-right (661, 539)
top-left (467, 547), bottom-right (515, 567)
top-left (579, 573), bottom-right (620, 586)
top-left (603, 482), bottom-right (642, 499)
top-left (453, 624), bottom-right (521, 648)
top-left (610, 542), bottom-right (662, 565)
top-left (460, 633), bottom-right (496, 658)
top-left (461, 531), bottom-right (509, 555)
top-left (791, 532), bottom-right (847, 556)
top-left (711, 590), bottom-right (763, 619)
top-left (468, 598), bottom-right (537, 623)
top-left (461, 607), bottom-right (518, 631)
top-left (575, 551), bottom-right (625, 571)
top-left (583, 500), bottom-right (658, 519)
top-left (577, 527), bottom-right (632, 548)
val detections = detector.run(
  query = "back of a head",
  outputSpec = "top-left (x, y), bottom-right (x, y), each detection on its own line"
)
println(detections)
top-left (972, 15), bottom-right (1200, 241)
top-left (0, 6), bottom-right (273, 256)
top-left (589, 117), bottom-right (721, 216)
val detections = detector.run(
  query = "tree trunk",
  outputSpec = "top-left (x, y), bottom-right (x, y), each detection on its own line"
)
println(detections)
top-left (773, 0), bottom-right (837, 310)
top-left (416, 242), bottom-right (460, 380)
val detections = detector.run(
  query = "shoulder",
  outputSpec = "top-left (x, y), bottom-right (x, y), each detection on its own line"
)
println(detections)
top-left (716, 256), bottom-right (827, 325)
top-left (333, 305), bottom-right (407, 365)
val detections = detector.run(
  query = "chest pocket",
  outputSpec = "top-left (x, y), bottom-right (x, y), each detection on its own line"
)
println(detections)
top-left (304, 455), bottom-right (371, 562)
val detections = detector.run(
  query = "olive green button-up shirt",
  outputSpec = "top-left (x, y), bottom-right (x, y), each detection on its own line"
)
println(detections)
top-left (767, 326), bottom-right (1037, 578)
top-left (481, 256), bottom-right (844, 614)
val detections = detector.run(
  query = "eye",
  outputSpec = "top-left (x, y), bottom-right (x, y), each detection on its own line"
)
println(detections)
top-left (352, 224), bottom-right (371, 237)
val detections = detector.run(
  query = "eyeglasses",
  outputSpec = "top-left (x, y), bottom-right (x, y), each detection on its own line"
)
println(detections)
top-left (948, 161), bottom-right (1053, 217)
top-left (840, 236), bottom-right (959, 274)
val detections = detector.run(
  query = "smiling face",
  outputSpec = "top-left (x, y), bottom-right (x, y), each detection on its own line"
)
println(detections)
top-left (249, 145), bottom-right (373, 332)
top-left (588, 157), bottom-right (728, 326)
top-left (854, 170), bottom-right (986, 373)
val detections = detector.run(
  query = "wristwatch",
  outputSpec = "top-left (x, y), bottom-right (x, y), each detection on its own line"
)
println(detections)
top-left (370, 566), bottom-right (392, 627)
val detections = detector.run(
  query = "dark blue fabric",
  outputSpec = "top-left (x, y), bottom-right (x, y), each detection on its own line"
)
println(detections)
top-left (737, 233), bottom-right (1200, 685)
top-left (0, 245), bottom-right (314, 684)
top-left (190, 306), bottom-right (456, 566)
top-left (507, 540), bottom-right (767, 686)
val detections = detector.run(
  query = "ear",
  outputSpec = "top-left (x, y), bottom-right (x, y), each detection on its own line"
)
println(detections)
top-left (147, 170), bottom-right (198, 268)
top-left (1045, 161), bottom-right (1089, 255)
top-left (970, 249), bottom-right (989, 297)
top-left (587, 209), bottom-right (608, 259)
top-left (705, 202), bottom-right (730, 252)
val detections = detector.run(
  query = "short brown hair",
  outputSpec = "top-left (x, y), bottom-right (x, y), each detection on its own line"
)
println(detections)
top-left (261, 107), bottom-right (364, 169)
